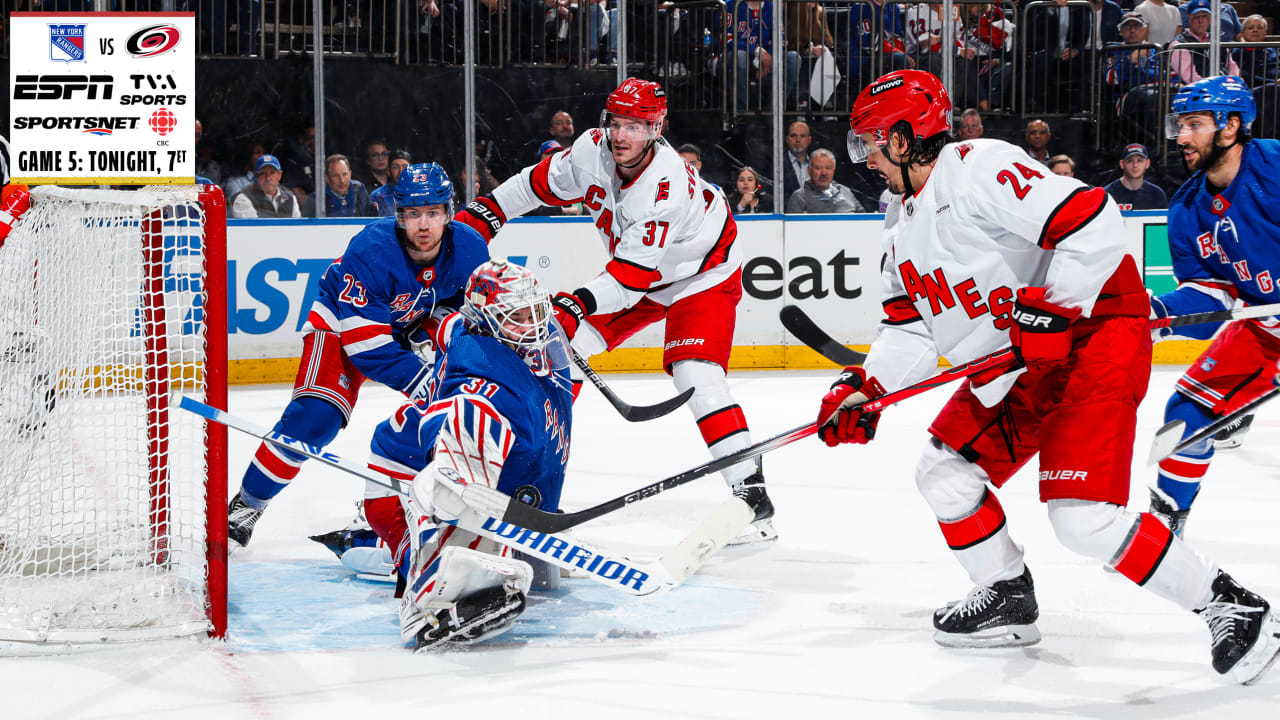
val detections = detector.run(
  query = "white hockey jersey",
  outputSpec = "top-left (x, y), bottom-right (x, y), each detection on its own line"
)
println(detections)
top-left (490, 131), bottom-right (739, 314)
top-left (863, 138), bottom-right (1140, 405)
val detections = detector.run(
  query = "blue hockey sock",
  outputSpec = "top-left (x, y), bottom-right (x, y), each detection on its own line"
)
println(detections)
top-left (239, 396), bottom-right (346, 505)
top-left (1155, 392), bottom-right (1216, 511)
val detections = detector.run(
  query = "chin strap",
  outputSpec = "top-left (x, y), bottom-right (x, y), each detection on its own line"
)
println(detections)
top-left (615, 141), bottom-right (656, 170)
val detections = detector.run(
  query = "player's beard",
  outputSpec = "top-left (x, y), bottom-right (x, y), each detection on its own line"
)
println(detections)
top-left (1183, 133), bottom-right (1231, 175)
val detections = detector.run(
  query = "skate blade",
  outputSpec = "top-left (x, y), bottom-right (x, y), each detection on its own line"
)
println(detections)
top-left (1235, 611), bottom-right (1280, 686)
top-left (724, 518), bottom-right (778, 547)
top-left (1214, 438), bottom-right (1244, 450)
top-left (934, 624), bottom-right (1042, 649)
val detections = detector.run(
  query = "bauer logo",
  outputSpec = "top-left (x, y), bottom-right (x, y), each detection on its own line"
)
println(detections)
top-left (126, 24), bottom-right (181, 58)
top-left (49, 24), bottom-right (87, 63)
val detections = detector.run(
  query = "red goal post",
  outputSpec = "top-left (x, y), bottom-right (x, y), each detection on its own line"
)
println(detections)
top-left (0, 184), bottom-right (227, 652)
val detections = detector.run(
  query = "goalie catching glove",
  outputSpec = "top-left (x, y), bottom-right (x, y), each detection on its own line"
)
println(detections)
top-left (817, 366), bottom-right (886, 446)
top-left (1009, 287), bottom-right (1081, 369)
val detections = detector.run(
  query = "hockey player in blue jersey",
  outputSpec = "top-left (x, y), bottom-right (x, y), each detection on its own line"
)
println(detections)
top-left (1151, 76), bottom-right (1280, 540)
top-left (365, 259), bottom-right (573, 649)
top-left (227, 163), bottom-right (490, 551)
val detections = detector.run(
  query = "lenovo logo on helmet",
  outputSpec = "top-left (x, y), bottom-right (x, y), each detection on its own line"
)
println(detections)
top-left (869, 77), bottom-right (904, 95)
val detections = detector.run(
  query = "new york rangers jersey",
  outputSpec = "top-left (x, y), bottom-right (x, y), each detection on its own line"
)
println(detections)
top-left (489, 132), bottom-right (739, 314)
top-left (305, 218), bottom-right (490, 395)
top-left (1155, 138), bottom-right (1280, 339)
top-left (372, 321), bottom-right (574, 512)
top-left (864, 138), bottom-right (1141, 404)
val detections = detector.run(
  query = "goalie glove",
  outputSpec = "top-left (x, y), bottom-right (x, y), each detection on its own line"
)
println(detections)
top-left (816, 366), bottom-right (886, 447)
top-left (1009, 287), bottom-right (1081, 369)
top-left (454, 196), bottom-right (505, 242)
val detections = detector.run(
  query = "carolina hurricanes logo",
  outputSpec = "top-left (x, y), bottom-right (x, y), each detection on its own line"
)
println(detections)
top-left (590, 128), bottom-right (603, 144)
top-left (655, 180), bottom-right (670, 203)
top-left (955, 143), bottom-right (974, 160)
top-left (126, 24), bottom-right (181, 58)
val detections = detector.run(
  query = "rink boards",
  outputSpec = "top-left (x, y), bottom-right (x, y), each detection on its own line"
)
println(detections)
top-left (226, 211), bottom-right (1192, 384)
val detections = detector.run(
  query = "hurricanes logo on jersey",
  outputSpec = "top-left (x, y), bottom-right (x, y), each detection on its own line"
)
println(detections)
top-left (655, 180), bottom-right (669, 203)
top-left (955, 143), bottom-right (974, 160)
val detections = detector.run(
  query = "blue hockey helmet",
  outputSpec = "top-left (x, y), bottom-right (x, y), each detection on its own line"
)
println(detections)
top-left (393, 162), bottom-right (453, 209)
top-left (1166, 76), bottom-right (1256, 139)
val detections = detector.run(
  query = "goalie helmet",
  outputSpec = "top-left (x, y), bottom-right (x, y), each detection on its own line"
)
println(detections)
top-left (461, 260), bottom-right (565, 377)
top-left (846, 70), bottom-right (952, 164)
top-left (394, 162), bottom-right (453, 210)
top-left (1166, 75), bottom-right (1255, 139)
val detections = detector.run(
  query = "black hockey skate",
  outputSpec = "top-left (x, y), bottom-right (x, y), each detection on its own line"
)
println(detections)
top-left (1149, 488), bottom-right (1195, 539)
top-left (933, 566), bottom-right (1041, 648)
top-left (1196, 570), bottom-right (1280, 685)
top-left (408, 586), bottom-right (527, 651)
top-left (1214, 413), bottom-right (1255, 450)
top-left (227, 494), bottom-right (264, 551)
top-left (727, 468), bottom-right (777, 546)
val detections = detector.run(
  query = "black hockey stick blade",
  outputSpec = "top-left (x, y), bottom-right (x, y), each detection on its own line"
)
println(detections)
top-left (780, 304), bottom-right (867, 366)
top-left (1147, 385), bottom-right (1280, 464)
top-left (573, 352), bottom-right (694, 422)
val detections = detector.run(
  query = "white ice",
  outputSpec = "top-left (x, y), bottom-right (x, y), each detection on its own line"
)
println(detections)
top-left (5, 367), bottom-right (1280, 719)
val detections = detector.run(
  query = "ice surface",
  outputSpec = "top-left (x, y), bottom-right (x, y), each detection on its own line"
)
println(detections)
top-left (4, 368), bottom-right (1279, 719)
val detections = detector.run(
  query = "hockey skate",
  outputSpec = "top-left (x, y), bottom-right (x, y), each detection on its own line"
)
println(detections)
top-left (227, 494), bottom-right (264, 551)
top-left (401, 586), bottom-right (528, 651)
top-left (310, 501), bottom-right (397, 581)
top-left (1214, 413), bottom-right (1255, 450)
top-left (1149, 487), bottom-right (1195, 538)
top-left (933, 566), bottom-right (1041, 648)
top-left (1196, 570), bottom-right (1280, 685)
top-left (726, 469), bottom-right (777, 546)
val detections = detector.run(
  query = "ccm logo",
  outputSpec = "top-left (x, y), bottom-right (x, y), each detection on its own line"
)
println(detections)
top-left (665, 338), bottom-right (705, 350)
top-left (1040, 470), bottom-right (1088, 482)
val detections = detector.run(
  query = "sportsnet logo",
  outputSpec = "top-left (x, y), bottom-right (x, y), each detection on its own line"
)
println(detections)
top-left (49, 24), bottom-right (87, 63)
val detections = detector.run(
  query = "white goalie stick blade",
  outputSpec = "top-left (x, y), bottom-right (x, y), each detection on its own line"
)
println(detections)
top-left (659, 496), bottom-right (754, 584)
top-left (1147, 385), bottom-right (1280, 465)
top-left (1147, 419), bottom-right (1188, 466)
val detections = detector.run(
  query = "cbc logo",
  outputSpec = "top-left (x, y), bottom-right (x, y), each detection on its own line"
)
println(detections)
top-left (148, 108), bottom-right (177, 136)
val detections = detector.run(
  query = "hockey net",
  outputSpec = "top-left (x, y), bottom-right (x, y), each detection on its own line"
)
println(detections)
top-left (0, 185), bottom-right (227, 652)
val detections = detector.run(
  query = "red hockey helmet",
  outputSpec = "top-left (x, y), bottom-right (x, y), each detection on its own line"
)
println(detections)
top-left (847, 70), bottom-right (952, 163)
top-left (604, 78), bottom-right (668, 125)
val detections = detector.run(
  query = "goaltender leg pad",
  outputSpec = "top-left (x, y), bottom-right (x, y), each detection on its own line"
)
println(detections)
top-left (1175, 319), bottom-right (1280, 416)
top-left (401, 546), bottom-right (532, 650)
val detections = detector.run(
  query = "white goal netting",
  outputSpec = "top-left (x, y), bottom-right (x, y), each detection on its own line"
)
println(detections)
top-left (0, 186), bottom-right (224, 652)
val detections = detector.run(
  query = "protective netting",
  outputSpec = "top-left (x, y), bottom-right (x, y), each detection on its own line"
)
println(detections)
top-left (0, 186), bottom-right (218, 650)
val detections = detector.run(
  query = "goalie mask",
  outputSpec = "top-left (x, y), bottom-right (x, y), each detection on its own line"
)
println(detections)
top-left (461, 260), bottom-right (568, 377)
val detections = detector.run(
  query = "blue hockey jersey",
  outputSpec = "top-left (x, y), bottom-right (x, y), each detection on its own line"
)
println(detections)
top-left (1154, 139), bottom-right (1280, 339)
top-left (305, 218), bottom-right (489, 394)
top-left (371, 320), bottom-right (574, 513)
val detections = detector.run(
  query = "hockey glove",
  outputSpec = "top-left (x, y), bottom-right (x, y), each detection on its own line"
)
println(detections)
top-left (0, 187), bottom-right (32, 249)
top-left (453, 196), bottom-right (505, 243)
top-left (1009, 287), bottom-right (1081, 369)
top-left (816, 366), bottom-right (886, 447)
top-left (551, 291), bottom-right (592, 341)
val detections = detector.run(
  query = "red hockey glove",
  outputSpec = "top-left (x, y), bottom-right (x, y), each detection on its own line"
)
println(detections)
top-left (551, 292), bottom-right (590, 341)
top-left (1009, 287), bottom-right (1081, 369)
top-left (0, 187), bottom-right (32, 249)
top-left (453, 196), bottom-right (505, 242)
top-left (816, 367), bottom-right (886, 447)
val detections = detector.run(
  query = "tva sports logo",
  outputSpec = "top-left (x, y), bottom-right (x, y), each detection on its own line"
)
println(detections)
top-left (126, 24), bottom-right (181, 58)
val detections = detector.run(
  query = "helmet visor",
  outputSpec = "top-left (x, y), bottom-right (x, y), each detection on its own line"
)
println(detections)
top-left (1165, 111), bottom-right (1219, 140)
top-left (846, 129), bottom-right (886, 164)
top-left (601, 111), bottom-right (660, 144)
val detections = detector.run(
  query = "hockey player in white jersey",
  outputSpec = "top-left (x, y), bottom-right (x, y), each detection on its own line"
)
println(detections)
top-left (816, 69), bottom-right (1279, 684)
top-left (455, 78), bottom-right (774, 543)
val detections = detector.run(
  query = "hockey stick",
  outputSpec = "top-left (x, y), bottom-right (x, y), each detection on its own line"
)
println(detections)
top-left (780, 305), bottom-right (867, 366)
top-left (783, 302), bottom-right (1280, 368)
top-left (573, 351), bottom-right (694, 422)
top-left (1147, 385), bottom-right (1280, 464)
top-left (177, 396), bottom-right (746, 596)
top-left (474, 347), bottom-right (1022, 534)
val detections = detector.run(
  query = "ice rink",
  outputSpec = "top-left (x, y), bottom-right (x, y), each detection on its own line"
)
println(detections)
top-left (6, 366), bottom-right (1280, 719)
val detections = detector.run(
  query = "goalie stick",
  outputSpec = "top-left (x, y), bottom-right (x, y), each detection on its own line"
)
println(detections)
top-left (573, 351), bottom-right (695, 422)
top-left (178, 397), bottom-right (747, 596)
top-left (470, 347), bottom-right (1022, 534)
top-left (1147, 385), bottom-right (1280, 464)
top-left (783, 302), bottom-right (1280, 367)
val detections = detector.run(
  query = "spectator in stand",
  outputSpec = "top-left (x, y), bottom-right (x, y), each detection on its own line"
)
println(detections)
top-left (535, 0), bottom-right (576, 64)
top-left (787, 1), bottom-right (836, 108)
top-left (728, 165), bottom-right (772, 214)
top-left (1025, 119), bottom-right (1053, 164)
top-left (1085, 0), bottom-right (1124, 50)
top-left (1179, 0), bottom-right (1241, 42)
top-left (1253, 77), bottom-right (1280, 140)
top-left (230, 154), bottom-right (301, 219)
top-left (732, 0), bottom-right (800, 113)
top-left (304, 154), bottom-right (376, 217)
top-left (278, 125), bottom-right (317, 206)
top-left (956, 2), bottom-right (1015, 112)
top-left (586, 0), bottom-right (617, 65)
top-left (784, 120), bottom-right (815, 199)
top-left (958, 108), bottom-right (985, 140)
top-left (528, 141), bottom-right (583, 216)
top-left (1236, 15), bottom-right (1280, 88)
top-left (786, 149), bottom-right (865, 213)
top-left (847, 0), bottom-right (911, 91)
top-left (1170, 0), bottom-right (1240, 84)
top-left (1134, 0), bottom-right (1181, 46)
top-left (678, 143), bottom-right (720, 190)
top-left (1021, 0), bottom-right (1091, 113)
top-left (1104, 143), bottom-right (1167, 210)
top-left (548, 110), bottom-right (575, 148)
top-left (362, 139), bottom-right (392, 193)
top-left (1047, 154), bottom-right (1076, 177)
top-left (905, 3), bottom-right (960, 78)
top-left (371, 149), bottom-right (413, 216)
top-left (1107, 12), bottom-right (1167, 149)
top-left (223, 142), bottom-right (265, 199)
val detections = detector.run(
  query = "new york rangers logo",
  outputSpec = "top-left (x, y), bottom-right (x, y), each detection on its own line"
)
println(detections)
top-left (1201, 357), bottom-right (1217, 372)
top-left (49, 24), bottom-right (87, 63)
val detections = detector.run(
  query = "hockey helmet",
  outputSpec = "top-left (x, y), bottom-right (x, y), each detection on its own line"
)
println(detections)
top-left (846, 70), bottom-right (952, 164)
top-left (394, 162), bottom-right (454, 209)
top-left (1166, 75), bottom-right (1255, 139)
top-left (600, 78), bottom-right (667, 149)
top-left (461, 259), bottom-right (566, 377)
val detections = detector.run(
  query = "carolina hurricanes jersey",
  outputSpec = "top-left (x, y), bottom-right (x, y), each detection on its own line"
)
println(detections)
top-left (863, 138), bottom-right (1133, 405)
top-left (305, 219), bottom-right (490, 395)
top-left (489, 131), bottom-right (739, 313)
top-left (1154, 138), bottom-right (1280, 340)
